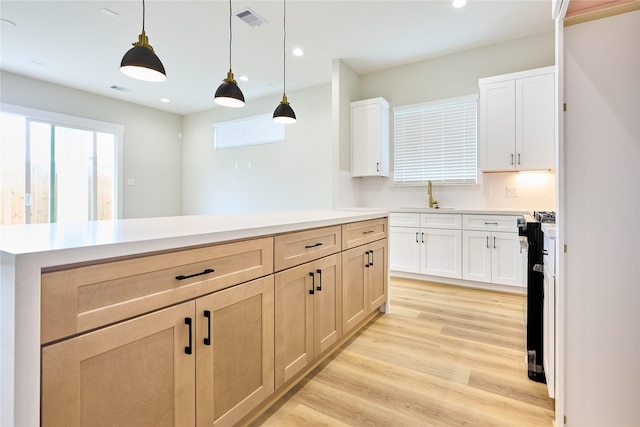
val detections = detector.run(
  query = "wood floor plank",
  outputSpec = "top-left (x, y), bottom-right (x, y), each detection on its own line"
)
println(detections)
top-left (249, 278), bottom-right (554, 427)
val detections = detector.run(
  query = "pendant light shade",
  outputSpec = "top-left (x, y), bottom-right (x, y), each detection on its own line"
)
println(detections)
top-left (273, 0), bottom-right (296, 123)
top-left (273, 95), bottom-right (296, 124)
top-left (120, 0), bottom-right (166, 82)
top-left (215, 0), bottom-right (245, 108)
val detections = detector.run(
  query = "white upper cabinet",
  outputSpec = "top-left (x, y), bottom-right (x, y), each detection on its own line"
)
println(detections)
top-left (479, 66), bottom-right (555, 172)
top-left (351, 97), bottom-right (390, 177)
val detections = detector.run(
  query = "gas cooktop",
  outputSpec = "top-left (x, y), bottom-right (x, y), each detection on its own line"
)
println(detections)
top-left (534, 211), bottom-right (556, 223)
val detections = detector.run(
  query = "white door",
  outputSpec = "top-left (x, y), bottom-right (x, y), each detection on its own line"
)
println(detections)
top-left (491, 231), bottom-right (524, 287)
top-left (421, 228), bottom-right (462, 279)
top-left (462, 231), bottom-right (491, 283)
top-left (389, 227), bottom-right (420, 273)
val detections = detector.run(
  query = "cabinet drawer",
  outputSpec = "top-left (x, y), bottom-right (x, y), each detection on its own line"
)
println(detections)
top-left (274, 225), bottom-right (341, 271)
top-left (462, 215), bottom-right (519, 232)
top-left (41, 237), bottom-right (274, 344)
top-left (390, 212), bottom-right (420, 227)
top-left (420, 213), bottom-right (462, 229)
top-left (342, 218), bottom-right (388, 250)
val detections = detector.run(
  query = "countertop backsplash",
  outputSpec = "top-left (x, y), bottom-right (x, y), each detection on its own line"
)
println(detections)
top-left (340, 170), bottom-right (556, 212)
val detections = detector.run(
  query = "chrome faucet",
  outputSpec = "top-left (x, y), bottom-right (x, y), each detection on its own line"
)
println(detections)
top-left (427, 180), bottom-right (438, 208)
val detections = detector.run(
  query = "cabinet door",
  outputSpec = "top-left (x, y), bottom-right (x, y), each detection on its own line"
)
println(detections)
top-left (491, 232), bottom-right (524, 287)
top-left (479, 80), bottom-right (516, 171)
top-left (516, 72), bottom-right (555, 170)
top-left (367, 239), bottom-right (388, 313)
top-left (389, 226), bottom-right (420, 273)
top-left (462, 231), bottom-right (492, 283)
top-left (196, 276), bottom-right (275, 427)
top-left (342, 245), bottom-right (368, 333)
top-left (42, 302), bottom-right (196, 427)
top-left (421, 228), bottom-right (462, 279)
top-left (351, 99), bottom-right (389, 177)
top-left (314, 254), bottom-right (342, 356)
top-left (273, 264), bottom-right (314, 389)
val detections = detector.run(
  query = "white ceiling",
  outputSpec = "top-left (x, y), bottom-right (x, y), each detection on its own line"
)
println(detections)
top-left (0, 0), bottom-right (554, 115)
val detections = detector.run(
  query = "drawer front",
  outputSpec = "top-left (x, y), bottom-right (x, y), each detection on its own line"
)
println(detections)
top-left (41, 237), bottom-right (274, 344)
top-left (342, 217), bottom-right (388, 250)
top-left (274, 225), bottom-right (342, 271)
top-left (420, 213), bottom-right (462, 229)
top-left (462, 215), bottom-right (519, 232)
top-left (389, 212), bottom-right (420, 227)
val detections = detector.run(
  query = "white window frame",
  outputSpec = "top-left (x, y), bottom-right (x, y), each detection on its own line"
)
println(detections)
top-left (393, 94), bottom-right (478, 185)
top-left (0, 103), bottom-right (124, 219)
top-left (213, 113), bottom-right (285, 150)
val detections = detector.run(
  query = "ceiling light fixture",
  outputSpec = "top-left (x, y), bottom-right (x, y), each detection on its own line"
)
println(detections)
top-left (273, 0), bottom-right (296, 124)
top-left (452, 0), bottom-right (468, 8)
top-left (214, 0), bottom-right (245, 108)
top-left (120, 0), bottom-right (166, 82)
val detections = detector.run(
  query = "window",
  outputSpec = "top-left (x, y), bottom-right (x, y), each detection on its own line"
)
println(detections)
top-left (0, 104), bottom-right (123, 225)
top-left (393, 95), bottom-right (478, 185)
top-left (213, 113), bottom-right (285, 150)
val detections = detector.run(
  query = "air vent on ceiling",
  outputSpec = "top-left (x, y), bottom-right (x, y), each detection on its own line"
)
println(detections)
top-left (110, 85), bottom-right (131, 92)
top-left (235, 8), bottom-right (267, 27)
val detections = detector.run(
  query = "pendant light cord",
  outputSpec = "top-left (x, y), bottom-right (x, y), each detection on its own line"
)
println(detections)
top-left (228, 0), bottom-right (233, 70)
top-left (142, 0), bottom-right (145, 32)
top-left (283, 0), bottom-right (287, 95)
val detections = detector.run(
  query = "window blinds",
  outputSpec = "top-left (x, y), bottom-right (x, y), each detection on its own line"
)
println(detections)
top-left (214, 114), bottom-right (285, 150)
top-left (393, 95), bottom-right (478, 184)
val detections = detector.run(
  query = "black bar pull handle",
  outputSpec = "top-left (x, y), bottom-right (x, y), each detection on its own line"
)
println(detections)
top-left (416, 232), bottom-right (419, 243)
top-left (486, 236), bottom-right (489, 248)
top-left (421, 232), bottom-right (425, 243)
top-left (309, 272), bottom-right (315, 294)
top-left (176, 268), bottom-right (214, 281)
top-left (184, 318), bottom-right (193, 355)
top-left (493, 236), bottom-right (496, 249)
top-left (316, 269), bottom-right (323, 291)
top-left (305, 242), bottom-right (323, 249)
top-left (362, 230), bottom-right (375, 235)
top-left (203, 310), bottom-right (211, 346)
top-left (365, 250), bottom-right (370, 268)
top-left (370, 250), bottom-right (374, 266)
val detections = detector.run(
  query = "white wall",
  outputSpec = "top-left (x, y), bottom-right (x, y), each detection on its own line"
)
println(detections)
top-left (563, 11), bottom-right (640, 426)
top-left (0, 71), bottom-right (183, 219)
top-left (182, 84), bottom-right (333, 214)
top-left (342, 32), bottom-right (557, 211)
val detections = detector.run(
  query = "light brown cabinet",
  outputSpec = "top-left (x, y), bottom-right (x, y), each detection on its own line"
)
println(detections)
top-left (342, 238), bottom-right (388, 334)
top-left (41, 276), bottom-right (274, 427)
top-left (274, 254), bottom-right (341, 388)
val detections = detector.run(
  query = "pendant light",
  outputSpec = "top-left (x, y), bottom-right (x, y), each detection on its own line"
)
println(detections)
top-left (214, 0), bottom-right (245, 108)
top-left (273, 0), bottom-right (296, 123)
top-left (120, 0), bottom-right (167, 82)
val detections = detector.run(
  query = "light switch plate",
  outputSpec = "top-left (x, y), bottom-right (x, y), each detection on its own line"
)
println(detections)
top-left (506, 186), bottom-right (519, 198)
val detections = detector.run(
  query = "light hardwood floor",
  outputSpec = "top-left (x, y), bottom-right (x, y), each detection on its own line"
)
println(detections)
top-left (250, 277), bottom-right (554, 427)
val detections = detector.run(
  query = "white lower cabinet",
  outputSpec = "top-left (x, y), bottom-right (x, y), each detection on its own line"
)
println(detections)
top-left (391, 212), bottom-right (525, 289)
top-left (390, 213), bottom-right (462, 279)
top-left (462, 230), bottom-right (524, 287)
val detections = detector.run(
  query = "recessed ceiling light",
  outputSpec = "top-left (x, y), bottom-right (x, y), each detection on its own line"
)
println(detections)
top-left (238, 75), bottom-right (250, 82)
top-left (1, 18), bottom-right (17, 27)
top-left (161, 98), bottom-right (170, 103)
top-left (452, 0), bottom-right (467, 8)
top-left (292, 48), bottom-right (304, 57)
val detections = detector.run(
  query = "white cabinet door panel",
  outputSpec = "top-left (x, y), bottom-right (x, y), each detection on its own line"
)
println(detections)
top-left (462, 231), bottom-right (491, 283)
top-left (389, 227), bottom-right (420, 273)
top-left (479, 80), bottom-right (516, 171)
top-left (491, 231), bottom-right (524, 286)
top-left (421, 229), bottom-right (462, 279)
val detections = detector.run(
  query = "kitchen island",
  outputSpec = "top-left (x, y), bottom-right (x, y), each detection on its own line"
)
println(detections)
top-left (0, 210), bottom-right (389, 426)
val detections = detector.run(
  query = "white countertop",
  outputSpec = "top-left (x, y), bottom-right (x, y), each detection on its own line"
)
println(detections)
top-left (0, 209), bottom-right (389, 258)
top-left (390, 207), bottom-right (529, 216)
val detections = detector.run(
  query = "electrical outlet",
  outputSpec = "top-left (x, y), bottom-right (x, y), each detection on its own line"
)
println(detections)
top-left (506, 186), bottom-right (519, 198)
top-left (484, 186), bottom-right (493, 197)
